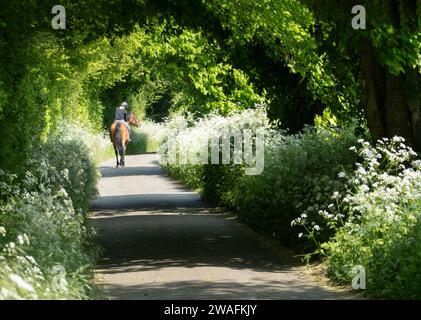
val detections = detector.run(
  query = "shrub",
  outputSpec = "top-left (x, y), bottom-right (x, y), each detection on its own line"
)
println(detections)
top-left (127, 121), bottom-right (166, 154)
top-left (160, 108), bottom-right (360, 248)
top-left (0, 170), bottom-right (95, 299)
top-left (0, 123), bottom-right (108, 299)
top-left (157, 109), bottom-right (421, 298)
top-left (160, 106), bottom-right (270, 199)
top-left (294, 137), bottom-right (421, 299)
top-left (236, 125), bottom-right (359, 247)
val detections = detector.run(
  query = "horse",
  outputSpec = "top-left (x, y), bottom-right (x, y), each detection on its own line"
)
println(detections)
top-left (110, 112), bottom-right (141, 168)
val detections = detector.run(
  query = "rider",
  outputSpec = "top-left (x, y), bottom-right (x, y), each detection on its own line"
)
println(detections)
top-left (114, 101), bottom-right (131, 141)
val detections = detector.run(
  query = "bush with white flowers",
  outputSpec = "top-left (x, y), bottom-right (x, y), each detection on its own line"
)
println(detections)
top-left (235, 124), bottom-right (359, 246)
top-left (159, 108), bottom-right (359, 246)
top-left (159, 106), bottom-right (271, 203)
top-left (0, 123), bottom-right (108, 299)
top-left (291, 137), bottom-right (421, 298)
top-left (147, 108), bottom-right (421, 298)
top-left (127, 121), bottom-right (167, 154)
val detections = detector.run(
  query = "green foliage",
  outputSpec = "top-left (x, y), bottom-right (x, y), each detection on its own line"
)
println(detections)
top-left (294, 137), bottom-right (421, 299)
top-left (88, 22), bottom-right (265, 128)
top-left (203, 0), bottom-right (364, 120)
top-left (328, 140), bottom-right (421, 299)
top-left (31, 123), bottom-right (107, 213)
top-left (0, 0), bottom-right (370, 170)
top-left (137, 25), bottom-right (265, 115)
top-left (0, 123), bottom-right (109, 299)
top-left (127, 123), bottom-right (164, 154)
top-left (236, 125), bottom-right (360, 247)
top-left (1, 0), bottom-right (420, 300)
top-left (160, 107), bottom-right (269, 193)
top-left (160, 109), bottom-right (360, 248)
top-left (159, 109), bottom-right (421, 299)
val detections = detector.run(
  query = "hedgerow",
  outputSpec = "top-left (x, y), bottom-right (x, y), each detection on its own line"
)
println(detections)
top-left (158, 108), bottom-right (421, 299)
top-left (160, 108), bottom-right (359, 247)
top-left (293, 137), bottom-right (421, 299)
top-left (0, 123), bottom-right (108, 299)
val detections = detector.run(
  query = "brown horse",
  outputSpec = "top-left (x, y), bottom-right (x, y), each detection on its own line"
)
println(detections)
top-left (110, 112), bottom-right (141, 168)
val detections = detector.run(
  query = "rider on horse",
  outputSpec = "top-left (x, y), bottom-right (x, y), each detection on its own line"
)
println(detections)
top-left (110, 102), bottom-right (140, 168)
top-left (114, 101), bottom-right (131, 141)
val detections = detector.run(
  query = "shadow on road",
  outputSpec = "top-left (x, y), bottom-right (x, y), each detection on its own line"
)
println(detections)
top-left (100, 166), bottom-right (164, 178)
top-left (90, 154), bottom-right (347, 300)
top-left (91, 194), bottom-right (204, 210)
top-left (90, 209), bottom-right (295, 274)
top-left (104, 279), bottom-right (340, 300)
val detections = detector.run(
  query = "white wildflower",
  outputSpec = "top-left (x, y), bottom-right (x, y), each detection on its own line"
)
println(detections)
top-left (17, 235), bottom-right (25, 245)
top-left (361, 184), bottom-right (369, 192)
top-left (25, 255), bottom-right (37, 265)
top-left (9, 274), bottom-right (35, 293)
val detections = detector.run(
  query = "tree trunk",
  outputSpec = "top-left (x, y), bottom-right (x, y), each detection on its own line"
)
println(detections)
top-left (405, 69), bottom-right (421, 151)
top-left (410, 102), bottom-right (421, 151)
top-left (384, 72), bottom-right (414, 145)
top-left (411, 0), bottom-right (421, 151)
top-left (400, 0), bottom-right (421, 151)
top-left (360, 37), bottom-right (386, 140)
top-left (359, 0), bottom-right (421, 151)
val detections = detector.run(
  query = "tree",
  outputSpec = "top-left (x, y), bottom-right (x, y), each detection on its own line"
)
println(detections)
top-left (304, 0), bottom-right (421, 149)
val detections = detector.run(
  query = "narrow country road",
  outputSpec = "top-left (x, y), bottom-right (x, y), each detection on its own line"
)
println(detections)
top-left (89, 154), bottom-right (345, 300)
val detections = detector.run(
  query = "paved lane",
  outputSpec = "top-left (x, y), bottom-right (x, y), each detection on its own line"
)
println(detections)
top-left (89, 154), bottom-right (345, 299)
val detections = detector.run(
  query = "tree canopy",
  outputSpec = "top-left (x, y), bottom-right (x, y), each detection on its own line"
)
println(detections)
top-left (0, 0), bottom-right (420, 170)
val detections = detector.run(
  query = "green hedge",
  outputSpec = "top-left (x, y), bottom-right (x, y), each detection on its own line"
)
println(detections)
top-left (0, 123), bottom-right (108, 299)
top-left (159, 110), bottom-right (421, 299)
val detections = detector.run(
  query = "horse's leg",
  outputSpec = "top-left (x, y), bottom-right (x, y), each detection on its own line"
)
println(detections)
top-left (114, 145), bottom-right (119, 168)
top-left (119, 147), bottom-right (125, 167)
top-left (118, 138), bottom-right (125, 167)
top-left (119, 128), bottom-right (129, 167)
top-left (122, 138), bottom-right (129, 167)
top-left (110, 123), bottom-right (119, 168)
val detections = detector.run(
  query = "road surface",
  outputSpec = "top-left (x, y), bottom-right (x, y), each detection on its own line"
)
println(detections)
top-left (89, 154), bottom-right (346, 299)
